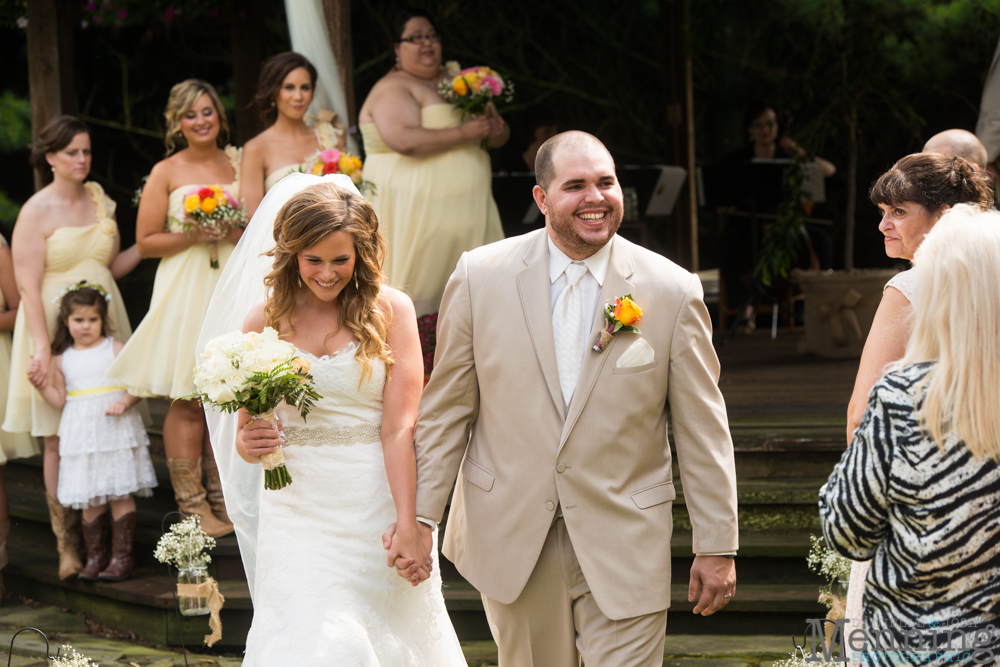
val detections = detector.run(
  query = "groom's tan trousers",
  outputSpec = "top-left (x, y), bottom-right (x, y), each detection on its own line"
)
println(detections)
top-left (482, 517), bottom-right (668, 667)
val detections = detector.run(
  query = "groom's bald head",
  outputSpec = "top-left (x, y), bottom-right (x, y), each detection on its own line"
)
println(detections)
top-left (535, 131), bottom-right (615, 192)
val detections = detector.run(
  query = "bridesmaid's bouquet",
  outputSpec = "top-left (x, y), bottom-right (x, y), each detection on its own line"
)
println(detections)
top-left (172, 185), bottom-right (247, 268)
top-left (439, 62), bottom-right (514, 117)
top-left (302, 148), bottom-right (375, 196)
top-left (183, 328), bottom-right (321, 490)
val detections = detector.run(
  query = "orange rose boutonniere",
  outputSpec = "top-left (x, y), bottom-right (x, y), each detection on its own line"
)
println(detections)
top-left (593, 294), bottom-right (643, 352)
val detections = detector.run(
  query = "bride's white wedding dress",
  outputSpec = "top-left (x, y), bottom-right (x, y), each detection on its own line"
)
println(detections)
top-left (241, 341), bottom-right (465, 665)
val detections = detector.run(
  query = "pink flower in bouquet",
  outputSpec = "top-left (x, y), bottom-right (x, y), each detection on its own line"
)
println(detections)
top-left (319, 148), bottom-right (341, 164)
top-left (482, 75), bottom-right (504, 97)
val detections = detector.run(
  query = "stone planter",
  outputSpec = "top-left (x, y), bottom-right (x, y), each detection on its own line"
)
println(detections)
top-left (792, 268), bottom-right (901, 358)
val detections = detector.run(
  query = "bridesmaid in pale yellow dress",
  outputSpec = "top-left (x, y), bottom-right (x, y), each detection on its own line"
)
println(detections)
top-left (241, 52), bottom-right (346, 219)
top-left (107, 80), bottom-right (239, 538)
top-left (0, 235), bottom-right (37, 595)
top-left (358, 8), bottom-right (508, 374)
top-left (3, 116), bottom-right (141, 579)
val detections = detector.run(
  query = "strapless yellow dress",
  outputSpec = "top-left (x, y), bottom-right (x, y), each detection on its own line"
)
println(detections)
top-left (262, 121), bottom-right (341, 193)
top-left (3, 182), bottom-right (132, 437)
top-left (0, 238), bottom-right (40, 461)
top-left (360, 105), bottom-right (503, 318)
top-left (108, 147), bottom-right (241, 399)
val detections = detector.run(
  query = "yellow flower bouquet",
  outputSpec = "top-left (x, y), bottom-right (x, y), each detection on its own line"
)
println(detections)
top-left (172, 185), bottom-right (247, 268)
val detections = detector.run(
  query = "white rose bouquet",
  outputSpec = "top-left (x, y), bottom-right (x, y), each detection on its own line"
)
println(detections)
top-left (184, 327), bottom-right (321, 490)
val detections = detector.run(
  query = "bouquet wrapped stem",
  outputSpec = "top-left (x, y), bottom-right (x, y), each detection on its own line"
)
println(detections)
top-left (254, 408), bottom-right (292, 490)
top-left (207, 240), bottom-right (220, 269)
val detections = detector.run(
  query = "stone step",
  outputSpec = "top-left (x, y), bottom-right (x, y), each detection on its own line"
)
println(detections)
top-left (7, 522), bottom-right (830, 647)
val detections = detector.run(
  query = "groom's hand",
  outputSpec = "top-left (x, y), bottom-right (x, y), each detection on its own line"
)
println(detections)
top-left (382, 522), bottom-right (434, 586)
top-left (688, 556), bottom-right (736, 616)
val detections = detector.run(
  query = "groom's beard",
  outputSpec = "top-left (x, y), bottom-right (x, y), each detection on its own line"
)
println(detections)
top-left (548, 204), bottom-right (623, 258)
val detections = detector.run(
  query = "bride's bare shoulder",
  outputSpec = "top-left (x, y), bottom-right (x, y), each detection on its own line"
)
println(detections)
top-left (379, 286), bottom-right (415, 316)
top-left (242, 302), bottom-right (267, 334)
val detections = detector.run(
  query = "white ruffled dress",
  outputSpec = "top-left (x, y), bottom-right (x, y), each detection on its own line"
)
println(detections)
top-left (56, 337), bottom-right (157, 509)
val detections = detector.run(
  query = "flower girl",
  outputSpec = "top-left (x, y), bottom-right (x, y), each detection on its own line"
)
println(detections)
top-left (30, 282), bottom-right (156, 581)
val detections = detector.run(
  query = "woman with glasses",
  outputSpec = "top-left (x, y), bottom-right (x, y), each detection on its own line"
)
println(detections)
top-left (359, 8), bottom-right (508, 378)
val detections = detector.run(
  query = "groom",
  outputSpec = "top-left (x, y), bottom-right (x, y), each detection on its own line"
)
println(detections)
top-left (411, 131), bottom-right (739, 666)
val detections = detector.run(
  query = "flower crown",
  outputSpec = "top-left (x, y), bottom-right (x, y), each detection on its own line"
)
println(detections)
top-left (52, 281), bottom-right (112, 305)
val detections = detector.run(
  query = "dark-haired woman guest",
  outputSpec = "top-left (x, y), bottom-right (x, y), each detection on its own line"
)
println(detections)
top-left (107, 80), bottom-right (240, 538)
top-left (822, 205), bottom-right (1000, 663)
top-left (241, 52), bottom-right (346, 218)
top-left (2, 115), bottom-right (140, 579)
top-left (840, 153), bottom-right (994, 658)
top-left (358, 8), bottom-right (507, 376)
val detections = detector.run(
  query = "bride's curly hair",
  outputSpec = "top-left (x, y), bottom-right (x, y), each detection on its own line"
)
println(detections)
top-left (264, 182), bottom-right (393, 380)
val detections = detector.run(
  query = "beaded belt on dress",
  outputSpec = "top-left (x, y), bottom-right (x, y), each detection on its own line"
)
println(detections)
top-left (281, 423), bottom-right (382, 447)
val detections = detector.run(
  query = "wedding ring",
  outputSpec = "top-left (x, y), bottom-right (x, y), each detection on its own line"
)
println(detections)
top-left (425, 560), bottom-right (433, 567)
top-left (723, 594), bottom-right (732, 599)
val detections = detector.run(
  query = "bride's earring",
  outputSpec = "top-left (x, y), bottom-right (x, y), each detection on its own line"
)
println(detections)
top-left (354, 273), bottom-right (359, 290)
top-left (297, 274), bottom-right (302, 288)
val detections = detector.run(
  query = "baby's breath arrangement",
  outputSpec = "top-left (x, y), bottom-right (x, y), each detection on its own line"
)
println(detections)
top-left (807, 534), bottom-right (853, 583)
top-left (154, 515), bottom-right (216, 570)
top-left (771, 649), bottom-right (814, 667)
top-left (51, 645), bottom-right (99, 667)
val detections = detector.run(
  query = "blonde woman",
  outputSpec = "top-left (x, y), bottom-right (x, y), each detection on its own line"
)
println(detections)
top-left (4, 115), bottom-right (140, 579)
top-left (240, 52), bottom-right (346, 218)
top-left (204, 176), bottom-right (465, 664)
top-left (820, 204), bottom-right (1000, 655)
top-left (108, 80), bottom-right (241, 537)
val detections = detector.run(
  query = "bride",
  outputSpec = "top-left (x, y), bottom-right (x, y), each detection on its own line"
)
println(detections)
top-left (198, 173), bottom-right (465, 664)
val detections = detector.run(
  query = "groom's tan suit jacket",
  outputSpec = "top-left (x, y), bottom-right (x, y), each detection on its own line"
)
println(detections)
top-left (415, 229), bottom-right (738, 620)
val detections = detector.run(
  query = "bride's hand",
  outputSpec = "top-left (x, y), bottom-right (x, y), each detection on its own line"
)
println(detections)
top-left (383, 522), bottom-right (433, 586)
top-left (236, 417), bottom-right (282, 464)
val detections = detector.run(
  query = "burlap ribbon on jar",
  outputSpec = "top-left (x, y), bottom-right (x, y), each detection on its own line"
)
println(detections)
top-left (818, 288), bottom-right (864, 346)
top-left (176, 576), bottom-right (226, 646)
top-left (819, 591), bottom-right (847, 652)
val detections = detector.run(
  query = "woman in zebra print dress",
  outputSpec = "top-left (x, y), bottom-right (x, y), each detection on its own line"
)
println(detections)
top-left (820, 205), bottom-right (1000, 666)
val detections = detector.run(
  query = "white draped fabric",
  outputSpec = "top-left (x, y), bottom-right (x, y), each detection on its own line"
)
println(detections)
top-left (197, 173), bottom-right (360, 597)
top-left (284, 0), bottom-right (359, 154)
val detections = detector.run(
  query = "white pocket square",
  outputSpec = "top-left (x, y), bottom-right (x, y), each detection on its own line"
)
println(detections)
top-left (615, 338), bottom-right (655, 368)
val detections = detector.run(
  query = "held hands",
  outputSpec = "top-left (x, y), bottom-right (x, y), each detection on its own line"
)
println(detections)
top-left (688, 555), bottom-right (736, 616)
top-left (27, 351), bottom-right (50, 389)
top-left (381, 521), bottom-right (433, 587)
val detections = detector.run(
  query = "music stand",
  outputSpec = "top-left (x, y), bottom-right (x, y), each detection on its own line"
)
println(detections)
top-left (700, 162), bottom-right (795, 345)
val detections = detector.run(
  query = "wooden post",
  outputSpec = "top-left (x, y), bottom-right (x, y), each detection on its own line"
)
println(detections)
top-left (232, 0), bottom-right (264, 144)
top-left (660, 0), bottom-right (698, 271)
top-left (26, 0), bottom-right (76, 190)
top-left (322, 0), bottom-right (356, 126)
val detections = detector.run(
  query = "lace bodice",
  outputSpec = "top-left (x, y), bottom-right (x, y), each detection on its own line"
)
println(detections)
top-left (275, 342), bottom-right (386, 434)
top-left (884, 267), bottom-right (917, 304)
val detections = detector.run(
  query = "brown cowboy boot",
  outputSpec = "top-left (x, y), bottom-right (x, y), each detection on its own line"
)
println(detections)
top-left (201, 456), bottom-right (231, 525)
top-left (78, 512), bottom-right (110, 581)
top-left (0, 518), bottom-right (9, 602)
top-left (167, 458), bottom-right (233, 538)
top-left (45, 494), bottom-right (84, 580)
top-left (98, 512), bottom-right (137, 582)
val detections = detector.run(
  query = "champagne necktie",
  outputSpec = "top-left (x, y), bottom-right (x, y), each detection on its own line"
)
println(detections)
top-left (552, 261), bottom-right (589, 406)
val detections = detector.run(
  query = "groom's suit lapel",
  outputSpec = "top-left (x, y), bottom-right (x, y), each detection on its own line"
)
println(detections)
top-left (516, 231), bottom-right (565, 417)
top-left (559, 237), bottom-right (635, 451)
